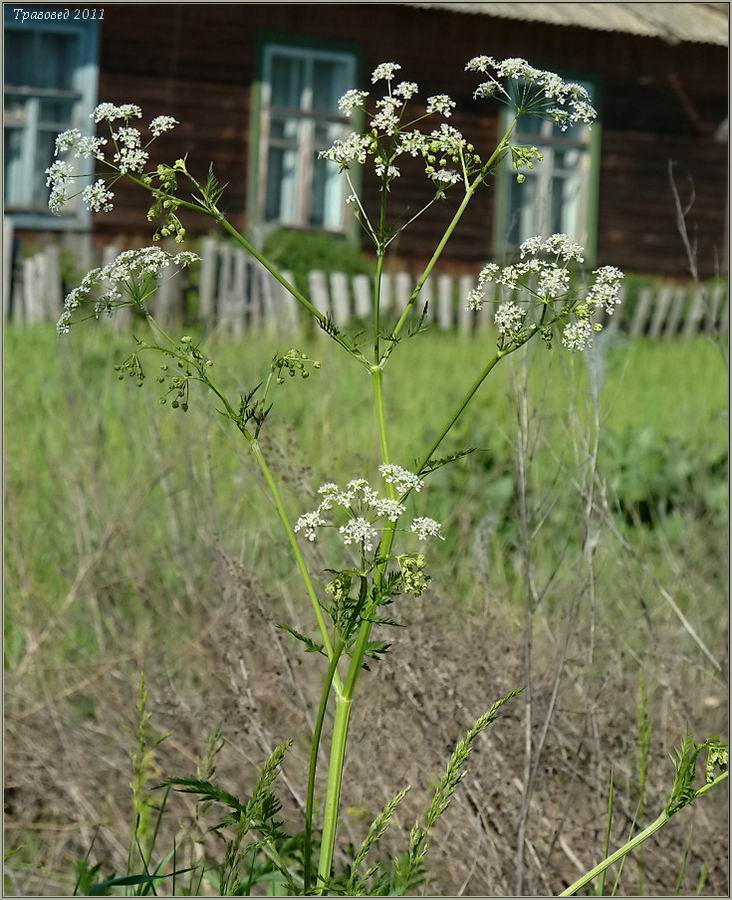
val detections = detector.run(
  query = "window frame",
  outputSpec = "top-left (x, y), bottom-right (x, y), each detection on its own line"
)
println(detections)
top-left (493, 72), bottom-right (602, 265)
top-left (3, 7), bottom-right (100, 230)
top-left (248, 32), bottom-right (362, 244)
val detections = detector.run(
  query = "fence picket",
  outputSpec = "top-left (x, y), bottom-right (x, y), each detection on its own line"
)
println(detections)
top-left (437, 275), bottom-right (453, 330)
top-left (199, 236), bottom-right (218, 321)
top-left (330, 271), bottom-right (350, 326)
top-left (648, 285), bottom-right (674, 338)
top-left (458, 275), bottom-right (474, 335)
top-left (705, 282), bottom-right (725, 335)
top-left (278, 270), bottom-right (300, 334)
top-left (629, 287), bottom-right (653, 336)
top-left (662, 286), bottom-right (686, 338)
top-left (352, 274), bottom-right (371, 319)
top-left (683, 287), bottom-right (705, 340)
top-left (309, 270), bottom-right (329, 338)
top-left (419, 276), bottom-right (433, 324)
top-left (379, 272), bottom-right (392, 313)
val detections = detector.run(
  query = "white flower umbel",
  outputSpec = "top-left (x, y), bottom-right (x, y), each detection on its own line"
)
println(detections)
top-left (464, 234), bottom-right (624, 352)
top-left (379, 464), bottom-right (424, 494)
top-left (150, 115), bottom-right (178, 137)
top-left (81, 179), bottom-right (115, 213)
top-left (371, 62), bottom-right (401, 83)
top-left (46, 160), bottom-right (74, 215)
top-left (57, 247), bottom-right (199, 334)
top-left (294, 509), bottom-right (327, 542)
top-left (339, 517), bottom-right (378, 552)
top-left (426, 94), bottom-right (456, 117)
top-left (562, 319), bottom-right (594, 351)
top-left (338, 89), bottom-right (369, 116)
top-left (410, 517), bottom-right (444, 541)
top-left (466, 56), bottom-right (597, 131)
top-left (494, 301), bottom-right (525, 336)
top-left (92, 102), bottom-right (142, 124)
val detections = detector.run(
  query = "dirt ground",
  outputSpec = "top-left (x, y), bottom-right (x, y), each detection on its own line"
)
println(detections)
top-left (4, 552), bottom-right (728, 897)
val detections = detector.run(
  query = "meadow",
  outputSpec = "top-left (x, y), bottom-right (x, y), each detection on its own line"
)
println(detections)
top-left (4, 321), bottom-right (728, 895)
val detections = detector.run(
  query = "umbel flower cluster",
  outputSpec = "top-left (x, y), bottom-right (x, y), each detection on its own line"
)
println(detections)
top-left (294, 465), bottom-right (442, 553)
top-left (57, 246), bottom-right (198, 334)
top-left (46, 103), bottom-right (178, 215)
top-left (465, 56), bottom-right (597, 130)
top-left (466, 234), bottom-right (624, 352)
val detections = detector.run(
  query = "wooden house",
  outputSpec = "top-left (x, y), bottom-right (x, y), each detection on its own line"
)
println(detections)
top-left (4, 2), bottom-right (728, 277)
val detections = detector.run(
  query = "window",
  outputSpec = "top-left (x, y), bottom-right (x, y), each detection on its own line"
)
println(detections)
top-left (257, 42), bottom-right (357, 233)
top-left (496, 80), bottom-right (599, 259)
top-left (3, 8), bottom-right (99, 227)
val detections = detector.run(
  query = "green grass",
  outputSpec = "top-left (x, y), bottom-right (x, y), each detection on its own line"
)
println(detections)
top-left (4, 324), bottom-right (726, 676)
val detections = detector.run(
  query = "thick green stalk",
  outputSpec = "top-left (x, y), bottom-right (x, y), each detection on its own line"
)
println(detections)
top-left (387, 118), bottom-right (517, 349)
top-left (560, 773), bottom-right (729, 897)
top-left (304, 639), bottom-right (346, 894)
top-left (316, 694), bottom-right (352, 888)
top-left (250, 441), bottom-right (342, 693)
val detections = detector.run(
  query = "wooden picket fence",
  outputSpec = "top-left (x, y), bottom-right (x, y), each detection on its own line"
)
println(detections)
top-left (4, 232), bottom-right (729, 339)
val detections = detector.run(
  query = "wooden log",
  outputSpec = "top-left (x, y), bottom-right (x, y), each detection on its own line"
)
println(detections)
top-left (663, 286), bottom-right (686, 338)
top-left (683, 286), bottom-right (705, 340)
top-left (648, 285), bottom-right (674, 339)
top-left (436, 274), bottom-right (453, 330)
top-left (352, 273), bottom-right (371, 320)
top-left (458, 275), bottom-right (474, 335)
top-left (329, 271), bottom-right (350, 326)
top-left (630, 287), bottom-right (653, 336)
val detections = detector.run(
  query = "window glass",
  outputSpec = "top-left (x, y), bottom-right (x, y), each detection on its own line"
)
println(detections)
top-left (261, 44), bottom-right (356, 233)
top-left (502, 80), bottom-right (595, 252)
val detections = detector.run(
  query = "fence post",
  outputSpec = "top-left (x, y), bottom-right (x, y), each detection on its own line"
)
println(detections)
top-left (704, 281), bottom-right (725, 336)
top-left (309, 270), bottom-right (329, 338)
top-left (662, 286), bottom-right (686, 338)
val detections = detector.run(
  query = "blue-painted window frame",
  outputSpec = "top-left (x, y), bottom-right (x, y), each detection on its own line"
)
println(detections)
top-left (4, 5), bottom-right (100, 230)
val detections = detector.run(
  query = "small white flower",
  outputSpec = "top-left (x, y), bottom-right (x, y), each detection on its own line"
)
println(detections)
top-left (394, 81), bottom-right (418, 100)
top-left (410, 517), bottom-right (444, 541)
top-left (46, 160), bottom-right (74, 215)
top-left (368, 497), bottom-right (406, 522)
top-left (494, 301), bottom-right (525, 336)
top-left (432, 169), bottom-right (461, 186)
top-left (149, 115), bottom-right (178, 137)
top-left (54, 128), bottom-right (82, 156)
top-left (478, 263), bottom-right (500, 285)
top-left (338, 89), bottom-right (369, 117)
top-left (586, 265), bottom-right (624, 314)
top-left (426, 94), bottom-right (456, 117)
top-left (371, 62), bottom-right (401, 84)
top-left (379, 464), bottom-right (424, 494)
top-left (92, 102), bottom-right (142, 123)
top-left (319, 132), bottom-right (372, 168)
top-left (75, 135), bottom-right (107, 160)
top-left (339, 517), bottom-right (378, 551)
top-left (562, 319), bottom-right (594, 351)
top-left (81, 179), bottom-right (114, 213)
top-left (537, 265), bottom-right (569, 299)
top-left (466, 287), bottom-right (485, 311)
top-left (397, 130), bottom-right (429, 157)
top-left (294, 509), bottom-right (327, 542)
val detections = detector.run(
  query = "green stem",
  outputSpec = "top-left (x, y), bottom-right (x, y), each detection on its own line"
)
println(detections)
top-left (316, 694), bottom-right (352, 889)
top-left (304, 638), bottom-right (346, 894)
top-left (387, 118), bottom-right (516, 351)
top-left (559, 773), bottom-right (729, 897)
top-left (373, 253), bottom-right (385, 363)
top-left (250, 441), bottom-right (343, 694)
